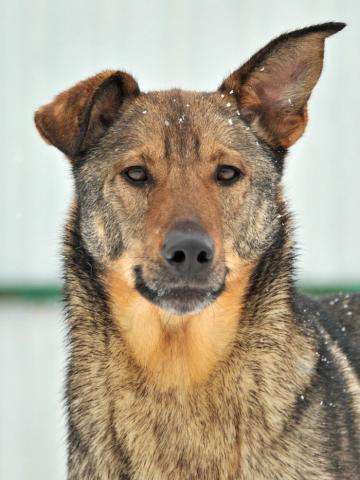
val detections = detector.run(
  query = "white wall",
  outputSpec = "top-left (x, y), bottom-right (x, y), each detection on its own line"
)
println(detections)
top-left (0, 302), bottom-right (66, 479)
top-left (1, 0), bottom-right (359, 286)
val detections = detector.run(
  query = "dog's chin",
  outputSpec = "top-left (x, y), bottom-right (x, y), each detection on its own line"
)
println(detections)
top-left (134, 268), bottom-right (225, 315)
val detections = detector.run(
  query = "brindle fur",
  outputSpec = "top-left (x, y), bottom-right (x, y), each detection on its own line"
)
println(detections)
top-left (35, 22), bottom-right (360, 479)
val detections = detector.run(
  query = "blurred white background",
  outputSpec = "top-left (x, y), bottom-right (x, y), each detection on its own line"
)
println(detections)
top-left (1, 1), bottom-right (359, 479)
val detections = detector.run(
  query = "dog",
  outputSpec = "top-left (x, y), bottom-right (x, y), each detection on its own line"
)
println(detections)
top-left (34, 22), bottom-right (360, 479)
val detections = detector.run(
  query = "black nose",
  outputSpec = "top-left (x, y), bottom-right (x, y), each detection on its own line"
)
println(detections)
top-left (162, 221), bottom-right (215, 278)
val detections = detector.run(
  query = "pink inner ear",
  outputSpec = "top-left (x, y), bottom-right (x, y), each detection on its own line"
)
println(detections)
top-left (256, 58), bottom-right (310, 111)
top-left (257, 83), bottom-right (285, 108)
top-left (221, 24), bottom-right (344, 147)
top-left (289, 59), bottom-right (308, 82)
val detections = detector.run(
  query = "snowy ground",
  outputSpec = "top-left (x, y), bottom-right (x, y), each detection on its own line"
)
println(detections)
top-left (0, 301), bottom-right (66, 480)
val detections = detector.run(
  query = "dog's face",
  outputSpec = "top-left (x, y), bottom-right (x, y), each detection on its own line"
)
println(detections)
top-left (35, 23), bottom-right (344, 314)
top-left (73, 90), bottom-right (282, 314)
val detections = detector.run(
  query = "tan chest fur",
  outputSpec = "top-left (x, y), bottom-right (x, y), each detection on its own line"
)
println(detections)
top-left (103, 321), bottom-right (331, 480)
top-left (101, 261), bottom-right (333, 479)
top-left (104, 257), bottom-right (250, 478)
top-left (106, 253), bottom-right (253, 391)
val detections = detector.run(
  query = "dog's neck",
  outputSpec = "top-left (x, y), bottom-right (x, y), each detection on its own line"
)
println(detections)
top-left (106, 261), bottom-right (254, 390)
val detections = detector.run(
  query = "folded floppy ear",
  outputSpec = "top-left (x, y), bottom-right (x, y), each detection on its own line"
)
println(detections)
top-left (34, 70), bottom-right (140, 160)
top-left (219, 22), bottom-right (345, 149)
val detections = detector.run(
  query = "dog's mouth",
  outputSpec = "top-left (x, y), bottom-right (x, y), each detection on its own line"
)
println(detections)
top-left (134, 266), bottom-right (226, 314)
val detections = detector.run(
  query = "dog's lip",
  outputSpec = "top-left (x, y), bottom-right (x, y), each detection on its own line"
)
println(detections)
top-left (133, 265), bottom-right (226, 304)
top-left (157, 286), bottom-right (215, 299)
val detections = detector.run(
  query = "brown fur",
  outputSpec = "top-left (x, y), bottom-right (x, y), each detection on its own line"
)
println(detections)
top-left (35, 22), bottom-right (360, 479)
top-left (35, 70), bottom-right (139, 159)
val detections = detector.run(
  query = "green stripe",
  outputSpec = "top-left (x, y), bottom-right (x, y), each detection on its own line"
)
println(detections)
top-left (300, 285), bottom-right (360, 296)
top-left (0, 286), bottom-right (61, 301)
top-left (0, 284), bottom-right (359, 301)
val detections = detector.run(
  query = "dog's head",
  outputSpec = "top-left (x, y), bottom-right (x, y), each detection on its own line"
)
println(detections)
top-left (35, 23), bottom-right (344, 315)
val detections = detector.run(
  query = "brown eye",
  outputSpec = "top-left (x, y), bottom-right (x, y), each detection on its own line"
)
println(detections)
top-left (122, 166), bottom-right (149, 186)
top-left (216, 165), bottom-right (243, 185)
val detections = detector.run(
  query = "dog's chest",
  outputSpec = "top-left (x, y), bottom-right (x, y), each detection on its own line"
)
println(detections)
top-left (109, 374), bottom-right (335, 480)
top-left (113, 384), bottom-right (243, 479)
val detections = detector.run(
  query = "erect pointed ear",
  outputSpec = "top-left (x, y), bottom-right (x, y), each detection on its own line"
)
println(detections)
top-left (34, 70), bottom-right (140, 161)
top-left (219, 22), bottom-right (345, 149)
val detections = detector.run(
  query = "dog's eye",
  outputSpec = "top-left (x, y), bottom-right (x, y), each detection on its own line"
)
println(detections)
top-left (122, 166), bottom-right (149, 185)
top-left (216, 165), bottom-right (243, 185)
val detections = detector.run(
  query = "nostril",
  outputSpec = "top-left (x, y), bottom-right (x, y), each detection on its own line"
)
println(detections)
top-left (170, 250), bottom-right (186, 264)
top-left (197, 250), bottom-right (211, 264)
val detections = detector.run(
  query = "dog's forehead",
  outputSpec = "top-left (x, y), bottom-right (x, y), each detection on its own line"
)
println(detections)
top-left (139, 89), bottom-right (238, 133)
top-left (112, 89), bottom-right (258, 162)
top-left (139, 89), bottom-right (221, 118)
